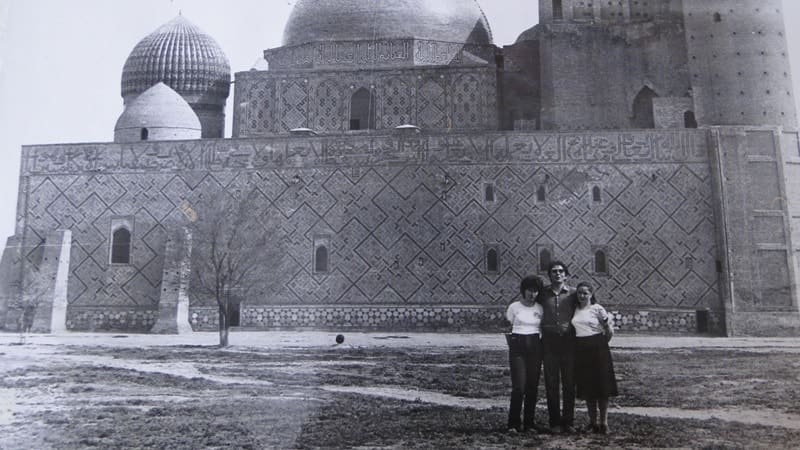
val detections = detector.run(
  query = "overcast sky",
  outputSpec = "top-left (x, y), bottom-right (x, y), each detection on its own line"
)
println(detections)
top-left (1, 0), bottom-right (799, 240)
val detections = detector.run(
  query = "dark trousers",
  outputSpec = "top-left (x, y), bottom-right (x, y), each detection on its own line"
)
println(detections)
top-left (542, 333), bottom-right (576, 428)
top-left (507, 333), bottom-right (542, 430)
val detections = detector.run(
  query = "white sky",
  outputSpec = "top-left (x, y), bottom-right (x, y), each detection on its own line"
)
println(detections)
top-left (0, 0), bottom-right (799, 240)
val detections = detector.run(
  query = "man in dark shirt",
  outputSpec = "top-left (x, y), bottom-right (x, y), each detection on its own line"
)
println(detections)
top-left (537, 261), bottom-right (577, 434)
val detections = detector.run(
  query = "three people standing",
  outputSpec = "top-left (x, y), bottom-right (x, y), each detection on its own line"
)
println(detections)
top-left (505, 262), bottom-right (618, 435)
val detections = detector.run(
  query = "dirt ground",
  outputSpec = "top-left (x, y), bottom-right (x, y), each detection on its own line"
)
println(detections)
top-left (1, 332), bottom-right (799, 449)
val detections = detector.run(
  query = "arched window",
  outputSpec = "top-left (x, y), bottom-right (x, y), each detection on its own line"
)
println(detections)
top-left (595, 250), bottom-right (608, 274)
top-left (485, 184), bottom-right (495, 202)
top-left (537, 185), bottom-right (547, 202)
top-left (684, 111), bottom-right (698, 128)
top-left (487, 248), bottom-right (499, 273)
top-left (350, 88), bottom-right (376, 130)
top-left (592, 186), bottom-right (602, 202)
top-left (539, 248), bottom-right (552, 273)
top-left (111, 228), bottom-right (131, 264)
top-left (713, 12), bottom-right (722, 23)
top-left (553, 0), bottom-right (563, 19)
top-left (632, 86), bottom-right (658, 129)
top-left (315, 246), bottom-right (329, 273)
top-left (140, 128), bottom-right (149, 140)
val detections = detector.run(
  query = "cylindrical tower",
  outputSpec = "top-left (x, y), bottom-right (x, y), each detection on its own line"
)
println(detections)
top-left (121, 15), bottom-right (231, 138)
top-left (684, 1), bottom-right (797, 127)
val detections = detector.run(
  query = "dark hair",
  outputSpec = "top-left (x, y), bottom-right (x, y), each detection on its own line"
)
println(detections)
top-left (520, 275), bottom-right (545, 297)
top-left (547, 260), bottom-right (570, 277)
top-left (576, 281), bottom-right (596, 304)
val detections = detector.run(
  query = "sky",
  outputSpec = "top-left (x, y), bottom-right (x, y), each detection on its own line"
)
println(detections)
top-left (0, 0), bottom-right (799, 240)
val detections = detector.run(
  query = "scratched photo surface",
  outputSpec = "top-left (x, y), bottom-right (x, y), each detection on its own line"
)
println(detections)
top-left (2, 1), bottom-right (800, 449)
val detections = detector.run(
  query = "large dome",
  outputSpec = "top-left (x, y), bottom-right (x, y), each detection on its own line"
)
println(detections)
top-left (282, 0), bottom-right (493, 47)
top-left (121, 15), bottom-right (230, 103)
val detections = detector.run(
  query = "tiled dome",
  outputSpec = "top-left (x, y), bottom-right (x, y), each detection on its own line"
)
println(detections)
top-left (282, 0), bottom-right (493, 47)
top-left (121, 15), bottom-right (230, 102)
top-left (114, 83), bottom-right (201, 143)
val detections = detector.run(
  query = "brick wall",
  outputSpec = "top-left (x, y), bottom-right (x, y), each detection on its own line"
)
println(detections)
top-left (15, 129), bottom-right (728, 334)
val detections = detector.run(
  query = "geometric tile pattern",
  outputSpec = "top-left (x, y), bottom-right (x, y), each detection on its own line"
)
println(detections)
top-left (188, 306), bottom-right (724, 335)
top-left (418, 78), bottom-right (448, 129)
top-left (314, 79), bottom-right (343, 132)
top-left (279, 80), bottom-right (309, 130)
top-left (18, 130), bottom-right (719, 331)
top-left (232, 67), bottom-right (497, 136)
top-left (240, 78), bottom-right (274, 133)
top-left (452, 74), bottom-right (482, 129)
top-left (382, 77), bottom-right (414, 128)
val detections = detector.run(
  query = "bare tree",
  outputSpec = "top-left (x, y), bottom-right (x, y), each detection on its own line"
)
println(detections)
top-left (187, 188), bottom-right (284, 347)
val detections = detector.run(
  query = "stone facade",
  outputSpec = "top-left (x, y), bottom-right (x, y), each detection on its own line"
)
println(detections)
top-left (15, 129), bottom-right (727, 333)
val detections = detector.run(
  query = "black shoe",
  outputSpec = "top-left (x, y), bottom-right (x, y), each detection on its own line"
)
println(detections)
top-left (549, 425), bottom-right (562, 435)
top-left (561, 425), bottom-right (576, 435)
top-left (584, 424), bottom-right (600, 434)
top-left (598, 424), bottom-right (609, 434)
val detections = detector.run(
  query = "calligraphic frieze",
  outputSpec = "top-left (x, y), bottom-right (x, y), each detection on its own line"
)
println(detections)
top-left (265, 38), bottom-right (495, 70)
top-left (22, 130), bottom-right (709, 175)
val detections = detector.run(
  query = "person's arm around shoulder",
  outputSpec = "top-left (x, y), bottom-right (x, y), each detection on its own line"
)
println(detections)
top-left (595, 304), bottom-right (614, 341)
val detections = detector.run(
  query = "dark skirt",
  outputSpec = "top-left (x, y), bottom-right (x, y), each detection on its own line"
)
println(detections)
top-left (575, 333), bottom-right (618, 400)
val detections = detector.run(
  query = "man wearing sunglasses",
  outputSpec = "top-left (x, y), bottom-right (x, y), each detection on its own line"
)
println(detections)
top-left (536, 261), bottom-right (578, 434)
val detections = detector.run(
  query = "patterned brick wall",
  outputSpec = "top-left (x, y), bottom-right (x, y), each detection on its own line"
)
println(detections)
top-left (19, 129), bottom-right (720, 333)
top-left (189, 306), bottom-right (723, 334)
top-left (66, 307), bottom-right (157, 331)
top-left (233, 66), bottom-right (498, 136)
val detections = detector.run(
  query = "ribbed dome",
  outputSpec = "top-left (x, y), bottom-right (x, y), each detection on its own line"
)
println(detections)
top-left (121, 15), bottom-right (230, 102)
top-left (282, 0), bottom-right (493, 47)
top-left (114, 83), bottom-right (201, 142)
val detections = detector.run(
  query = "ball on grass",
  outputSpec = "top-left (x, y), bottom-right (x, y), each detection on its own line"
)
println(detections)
top-left (335, 334), bottom-right (345, 344)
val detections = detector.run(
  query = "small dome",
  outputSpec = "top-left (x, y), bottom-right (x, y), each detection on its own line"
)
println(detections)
top-left (515, 26), bottom-right (538, 44)
top-left (114, 83), bottom-right (201, 143)
top-left (121, 15), bottom-right (230, 103)
top-left (282, 0), bottom-right (493, 47)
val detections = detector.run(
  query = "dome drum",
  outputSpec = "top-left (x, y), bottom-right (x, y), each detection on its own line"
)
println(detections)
top-left (264, 37), bottom-right (497, 71)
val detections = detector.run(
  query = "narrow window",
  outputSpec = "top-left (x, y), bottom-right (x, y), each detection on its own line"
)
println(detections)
top-left (539, 248), bottom-right (552, 273)
top-left (684, 111), bottom-right (698, 128)
top-left (111, 228), bottom-right (131, 264)
top-left (485, 184), bottom-right (495, 202)
top-left (537, 185), bottom-right (547, 202)
top-left (632, 86), bottom-right (658, 129)
top-left (140, 128), bottom-right (149, 140)
top-left (487, 248), bottom-right (499, 273)
top-left (315, 246), bottom-right (329, 273)
top-left (350, 88), bottom-right (376, 130)
top-left (595, 250), bottom-right (608, 273)
top-left (592, 186), bottom-right (602, 202)
top-left (553, 0), bottom-right (563, 19)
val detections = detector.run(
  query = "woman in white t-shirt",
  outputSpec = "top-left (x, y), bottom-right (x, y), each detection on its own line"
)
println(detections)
top-left (505, 275), bottom-right (545, 433)
top-left (571, 282), bottom-right (618, 434)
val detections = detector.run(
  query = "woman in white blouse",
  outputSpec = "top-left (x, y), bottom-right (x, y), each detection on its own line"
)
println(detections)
top-left (505, 275), bottom-right (545, 433)
top-left (571, 282), bottom-right (618, 434)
